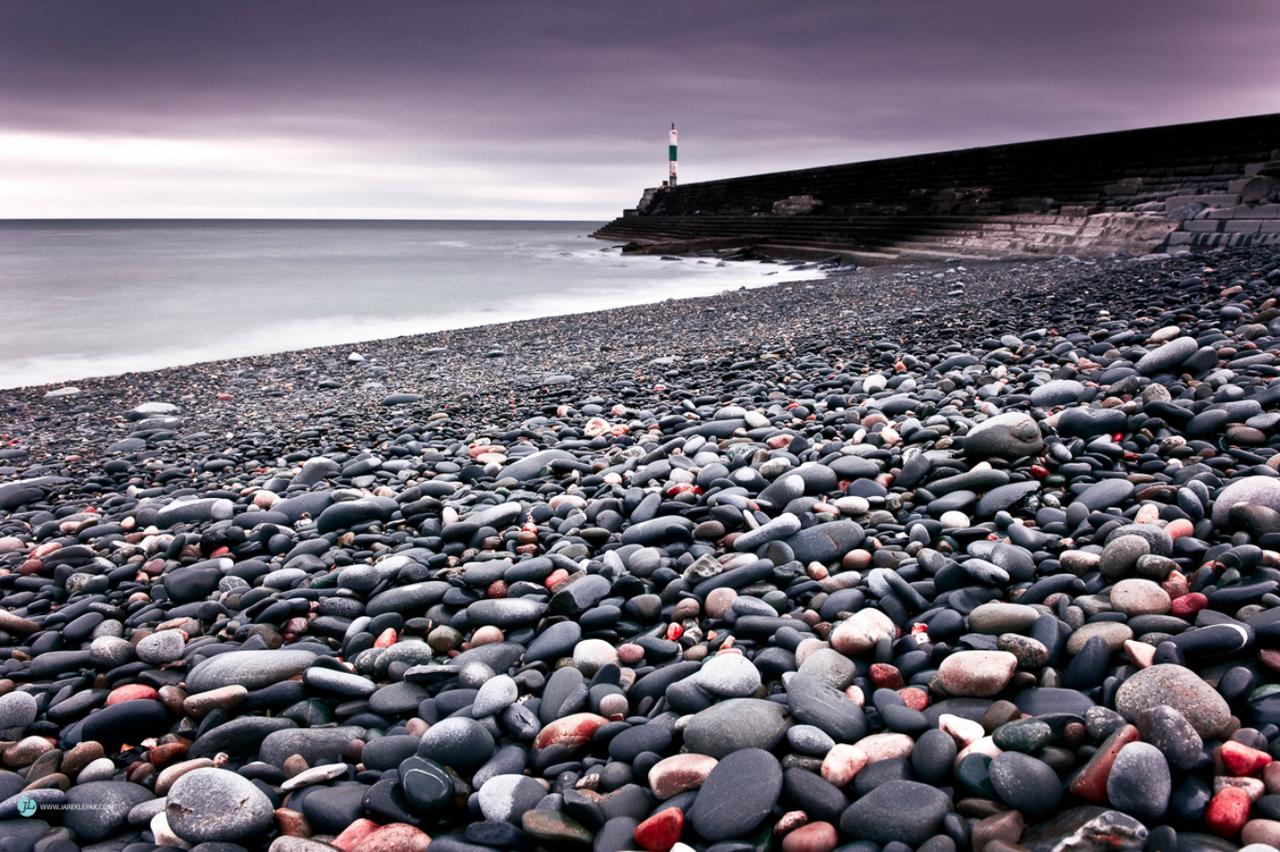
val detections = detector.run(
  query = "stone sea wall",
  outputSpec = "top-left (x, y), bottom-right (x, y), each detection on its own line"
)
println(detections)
top-left (594, 113), bottom-right (1280, 262)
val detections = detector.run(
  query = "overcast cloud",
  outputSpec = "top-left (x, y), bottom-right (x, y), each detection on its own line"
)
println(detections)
top-left (1, 0), bottom-right (1277, 219)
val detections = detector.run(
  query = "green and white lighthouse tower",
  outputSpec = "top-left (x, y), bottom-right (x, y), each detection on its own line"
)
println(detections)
top-left (668, 122), bottom-right (678, 188)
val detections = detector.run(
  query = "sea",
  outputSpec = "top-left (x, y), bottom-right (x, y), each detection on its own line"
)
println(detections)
top-left (0, 220), bottom-right (822, 390)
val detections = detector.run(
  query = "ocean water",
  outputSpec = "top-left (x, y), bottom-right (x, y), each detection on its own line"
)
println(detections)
top-left (0, 220), bottom-right (821, 390)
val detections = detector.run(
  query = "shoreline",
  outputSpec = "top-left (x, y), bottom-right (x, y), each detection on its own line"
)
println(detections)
top-left (2, 245), bottom-right (1280, 848)
top-left (2, 250), bottom-right (1059, 460)
top-left (0, 221), bottom-right (827, 392)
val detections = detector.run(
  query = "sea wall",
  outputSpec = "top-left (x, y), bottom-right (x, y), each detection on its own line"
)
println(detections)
top-left (594, 113), bottom-right (1280, 262)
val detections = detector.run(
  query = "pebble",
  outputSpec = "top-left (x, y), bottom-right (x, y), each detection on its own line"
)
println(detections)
top-left (0, 691), bottom-right (38, 732)
top-left (1109, 579), bottom-right (1171, 616)
top-left (186, 649), bottom-right (316, 692)
top-left (839, 780), bottom-right (952, 844)
top-left (166, 767), bottom-right (274, 843)
top-left (1, 247), bottom-right (1279, 847)
top-left (63, 780), bottom-right (152, 842)
top-left (687, 748), bottom-right (782, 841)
top-left (1116, 664), bottom-right (1234, 738)
top-left (1107, 742), bottom-right (1171, 820)
top-left (989, 752), bottom-right (1063, 818)
top-left (478, 774), bottom-right (546, 823)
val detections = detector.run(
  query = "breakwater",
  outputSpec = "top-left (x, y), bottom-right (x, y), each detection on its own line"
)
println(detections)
top-left (595, 112), bottom-right (1280, 262)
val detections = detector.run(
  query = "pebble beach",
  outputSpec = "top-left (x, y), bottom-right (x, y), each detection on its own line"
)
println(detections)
top-left (2, 246), bottom-right (1280, 851)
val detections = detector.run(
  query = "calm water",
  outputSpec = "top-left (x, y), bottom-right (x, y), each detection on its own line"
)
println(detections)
top-left (0, 220), bottom-right (819, 390)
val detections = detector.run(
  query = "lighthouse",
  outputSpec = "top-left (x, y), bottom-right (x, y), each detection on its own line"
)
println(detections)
top-left (668, 122), bottom-right (678, 188)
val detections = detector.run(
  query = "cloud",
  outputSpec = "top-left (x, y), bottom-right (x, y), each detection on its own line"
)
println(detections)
top-left (1, 0), bottom-right (1277, 218)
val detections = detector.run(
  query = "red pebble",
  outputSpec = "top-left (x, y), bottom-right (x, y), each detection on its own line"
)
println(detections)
top-left (106, 684), bottom-right (159, 706)
top-left (897, 687), bottom-right (929, 712)
top-left (486, 580), bottom-right (507, 599)
top-left (350, 823), bottom-right (431, 852)
top-left (374, 628), bottom-right (398, 649)
top-left (1205, 787), bottom-right (1252, 838)
top-left (869, 663), bottom-right (904, 690)
top-left (1221, 741), bottom-right (1273, 776)
top-left (666, 623), bottom-right (684, 641)
top-left (1170, 592), bottom-right (1208, 618)
top-left (544, 569), bottom-right (569, 589)
top-left (216, 392), bottom-right (233, 401)
top-left (332, 818), bottom-right (382, 850)
top-left (533, 712), bottom-right (609, 751)
top-left (634, 807), bottom-right (683, 852)
top-left (782, 821), bottom-right (839, 852)
top-left (1030, 464), bottom-right (1050, 479)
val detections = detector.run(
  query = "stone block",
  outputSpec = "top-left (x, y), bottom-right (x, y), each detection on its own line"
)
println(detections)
top-left (1224, 220), bottom-right (1263, 234)
top-left (1184, 220), bottom-right (1221, 233)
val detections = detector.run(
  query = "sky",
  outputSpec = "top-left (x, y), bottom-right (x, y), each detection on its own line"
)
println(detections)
top-left (1, 0), bottom-right (1278, 220)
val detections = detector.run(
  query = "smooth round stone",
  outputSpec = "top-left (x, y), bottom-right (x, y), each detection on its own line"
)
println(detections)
top-left (1110, 579), bottom-right (1171, 616)
top-left (524, 621), bottom-right (581, 663)
top-left (696, 653), bottom-right (762, 698)
top-left (999, 634), bottom-right (1049, 669)
top-left (609, 723), bottom-right (673, 761)
top-left (1107, 742), bottom-right (1171, 820)
top-left (1115, 664), bottom-right (1233, 738)
top-left (775, 520), bottom-right (860, 565)
top-left (166, 768), bottom-right (273, 843)
top-left (1076, 480), bottom-right (1137, 512)
top-left (80, 699), bottom-right (170, 749)
top-left (780, 721), bottom-right (834, 759)
top-left (1134, 705), bottom-right (1203, 771)
top-left (992, 719), bottom-right (1053, 753)
top-left (1031, 379), bottom-right (1085, 407)
top-left (467, 597), bottom-right (547, 627)
top-left (1135, 335), bottom-right (1198, 375)
top-left (0, 691), bottom-right (38, 731)
top-left (839, 780), bottom-right (952, 845)
top-left (964, 413), bottom-right (1044, 459)
top-left (572, 639), bottom-right (618, 675)
top-left (135, 629), bottom-right (186, 665)
top-left (989, 752), bottom-right (1063, 818)
top-left (937, 651), bottom-right (1017, 697)
top-left (303, 667), bottom-right (376, 697)
top-left (186, 649), bottom-right (316, 692)
top-left (786, 673), bottom-right (866, 741)
top-left (298, 783), bottom-right (372, 836)
top-left (473, 674), bottom-right (519, 716)
top-left (830, 608), bottom-right (896, 655)
top-left (89, 636), bottom-right (134, 668)
top-left (798, 648), bottom-right (856, 690)
top-left (336, 564), bottom-right (378, 593)
top-left (1100, 535), bottom-right (1150, 578)
top-left (478, 774), bottom-right (546, 823)
top-left (1213, 476), bottom-right (1280, 528)
top-left (418, 717), bottom-right (495, 768)
top-left (259, 726), bottom-right (365, 767)
top-left (64, 781), bottom-right (153, 842)
top-left (969, 602), bottom-right (1040, 634)
top-left (687, 748), bottom-right (782, 841)
top-left (399, 756), bottom-right (454, 813)
top-left (314, 495), bottom-right (396, 533)
top-left (683, 698), bottom-right (789, 758)
top-left (911, 729), bottom-right (958, 784)
top-left (1066, 622), bottom-right (1133, 655)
